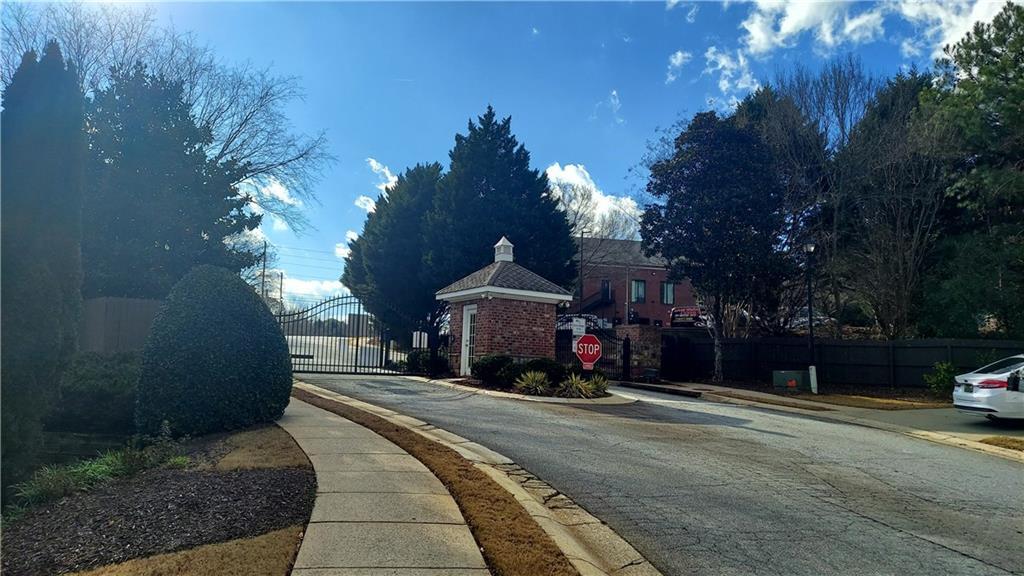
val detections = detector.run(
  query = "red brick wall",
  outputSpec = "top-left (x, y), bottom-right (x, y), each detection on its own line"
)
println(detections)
top-left (447, 297), bottom-right (557, 373)
top-left (574, 264), bottom-right (697, 325)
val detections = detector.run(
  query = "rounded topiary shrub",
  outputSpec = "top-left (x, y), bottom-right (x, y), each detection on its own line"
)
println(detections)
top-left (136, 265), bottom-right (292, 436)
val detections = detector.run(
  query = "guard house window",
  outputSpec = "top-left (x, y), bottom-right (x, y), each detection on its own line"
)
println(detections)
top-left (631, 279), bottom-right (646, 303)
top-left (661, 282), bottom-right (675, 305)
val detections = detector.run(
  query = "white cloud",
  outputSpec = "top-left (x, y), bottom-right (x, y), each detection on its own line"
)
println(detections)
top-left (895, 0), bottom-right (1008, 59)
top-left (686, 4), bottom-right (699, 23)
top-left (270, 216), bottom-right (289, 231)
top-left (366, 157), bottom-right (397, 193)
top-left (282, 276), bottom-right (349, 302)
top-left (665, 0), bottom-right (684, 10)
top-left (736, 2), bottom-right (894, 56)
top-left (532, 26), bottom-right (540, 36)
top-left (260, 178), bottom-right (301, 206)
top-left (546, 163), bottom-right (640, 239)
top-left (334, 230), bottom-right (360, 260)
top-left (843, 9), bottom-right (885, 44)
top-left (900, 37), bottom-right (923, 58)
top-left (609, 90), bottom-right (624, 124)
top-left (354, 195), bottom-right (376, 213)
top-left (665, 49), bottom-right (693, 84)
top-left (704, 46), bottom-right (759, 97)
top-left (334, 242), bottom-right (351, 259)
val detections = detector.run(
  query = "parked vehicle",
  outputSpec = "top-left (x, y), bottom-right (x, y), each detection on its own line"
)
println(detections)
top-left (669, 306), bottom-right (703, 327)
top-left (952, 354), bottom-right (1024, 420)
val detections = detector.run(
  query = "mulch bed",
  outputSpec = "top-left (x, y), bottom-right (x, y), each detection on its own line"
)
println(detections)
top-left (1, 467), bottom-right (315, 576)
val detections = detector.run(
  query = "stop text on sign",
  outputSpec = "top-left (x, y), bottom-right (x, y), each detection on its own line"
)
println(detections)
top-left (574, 334), bottom-right (602, 370)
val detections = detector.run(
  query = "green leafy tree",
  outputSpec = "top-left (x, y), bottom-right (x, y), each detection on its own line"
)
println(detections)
top-left (83, 64), bottom-right (261, 298)
top-left (343, 163), bottom-right (446, 347)
top-left (641, 111), bottom-right (785, 381)
top-left (1, 43), bottom-right (85, 492)
top-left (916, 1), bottom-right (1024, 337)
top-left (424, 106), bottom-right (576, 290)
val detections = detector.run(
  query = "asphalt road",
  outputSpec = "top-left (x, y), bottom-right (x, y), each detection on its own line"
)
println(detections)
top-left (299, 374), bottom-right (1024, 576)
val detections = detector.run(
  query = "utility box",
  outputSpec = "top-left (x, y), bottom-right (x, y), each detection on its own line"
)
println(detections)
top-left (773, 370), bottom-right (811, 392)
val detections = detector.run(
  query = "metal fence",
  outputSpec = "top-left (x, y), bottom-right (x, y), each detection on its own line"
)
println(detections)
top-left (661, 333), bottom-right (1024, 388)
top-left (556, 325), bottom-right (626, 378)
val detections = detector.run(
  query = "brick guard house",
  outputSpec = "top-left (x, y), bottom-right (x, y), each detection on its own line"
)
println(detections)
top-left (436, 237), bottom-right (573, 376)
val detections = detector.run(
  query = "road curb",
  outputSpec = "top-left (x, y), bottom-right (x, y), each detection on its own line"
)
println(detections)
top-left (293, 380), bottom-right (662, 576)
top-left (403, 375), bottom-right (638, 406)
top-left (622, 383), bottom-right (1024, 464)
top-left (617, 381), bottom-right (703, 398)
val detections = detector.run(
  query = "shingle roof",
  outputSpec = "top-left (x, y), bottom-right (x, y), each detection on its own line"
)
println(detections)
top-left (435, 261), bottom-right (572, 296)
top-left (579, 237), bottom-right (666, 268)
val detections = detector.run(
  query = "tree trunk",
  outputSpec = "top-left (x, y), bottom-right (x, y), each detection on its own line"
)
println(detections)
top-left (712, 297), bottom-right (724, 383)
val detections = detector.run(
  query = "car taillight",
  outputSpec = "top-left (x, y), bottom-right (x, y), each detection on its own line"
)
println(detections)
top-left (977, 379), bottom-right (1008, 389)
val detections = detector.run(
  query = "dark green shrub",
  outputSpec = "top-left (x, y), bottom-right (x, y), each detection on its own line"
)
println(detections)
top-left (406, 349), bottom-right (451, 376)
top-left (471, 354), bottom-right (513, 387)
top-left (923, 361), bottom-right (957, 395)
top-left (497, 362), bottom-right (528, 388)
top-left (522, 358), bottom-right (567, 386)
top-left (136, 265), bottom-right (292, 436)
top-left (47, 353), bottom-right (140, 434)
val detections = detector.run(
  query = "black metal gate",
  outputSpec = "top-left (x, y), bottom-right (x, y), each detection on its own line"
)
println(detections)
top-left (275, 296), bottom-right (409, 374)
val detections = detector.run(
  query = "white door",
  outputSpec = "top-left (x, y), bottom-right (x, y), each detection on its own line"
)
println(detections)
top-left (460, 304), bottom-right (477, 376)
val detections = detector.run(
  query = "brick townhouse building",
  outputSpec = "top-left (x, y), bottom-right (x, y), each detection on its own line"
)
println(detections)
top-left (572, 237), bottom-right (698, 326)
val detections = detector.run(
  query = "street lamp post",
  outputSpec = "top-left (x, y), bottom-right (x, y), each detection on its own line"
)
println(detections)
top-left (803, 242), bottom-right (817, 394)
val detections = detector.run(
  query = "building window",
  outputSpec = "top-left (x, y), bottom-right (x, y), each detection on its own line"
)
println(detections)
top-left (661, 282), bottom-right (675, 305)
top-left (631, 279), bottom-right (646, 303)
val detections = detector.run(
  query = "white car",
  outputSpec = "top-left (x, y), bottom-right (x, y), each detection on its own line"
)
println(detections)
top-left (953, 354), bottom-right (1024, 419)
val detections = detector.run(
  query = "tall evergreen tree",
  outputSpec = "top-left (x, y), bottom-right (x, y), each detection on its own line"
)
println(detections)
top-left (83, 64), bottom-right (260, 298)
top-left (916, 1), bottom-right (1024, 337)
top-left (343, 163), bottom-right (446, 343)
top-left (1, 42), bottom-right (85, 491)
top-left (424, 106), bottom-right (576, 291)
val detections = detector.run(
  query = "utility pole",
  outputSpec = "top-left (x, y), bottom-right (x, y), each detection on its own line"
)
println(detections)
top-left (578, 228), bottom-right (584, 315)
top-left (260, 240), bottom-right (268, 298)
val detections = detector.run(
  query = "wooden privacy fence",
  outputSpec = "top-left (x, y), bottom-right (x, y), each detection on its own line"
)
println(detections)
top-left (79, 297), bottom-right (162, 354)
top-left (661, 334), bottom-right (1024, 388)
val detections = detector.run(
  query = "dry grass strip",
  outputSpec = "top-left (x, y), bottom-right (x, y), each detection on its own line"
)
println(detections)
top-left (212, 426), bottom-right (312, 471)
top-left (709, 391), bottom-right (834, 411)
top-left (979, 436), bottom-right (1024, 452)
top-left (292, 388), bottom-right (579, 576)
top-left (790, 394), bottom-right (949, 411)
top-left (68, 525), bottom-right (304, 576)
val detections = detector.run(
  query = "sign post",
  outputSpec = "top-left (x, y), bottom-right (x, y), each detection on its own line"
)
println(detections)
top-left (575, 334), bottom-right (602, 371)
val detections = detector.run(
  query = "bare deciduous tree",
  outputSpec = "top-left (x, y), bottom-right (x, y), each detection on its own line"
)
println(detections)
top-left (840, 72), bottom-right (949, 339)
top-left (775, 54), bottom-right (878, 336)
top-left (2, 2), bottom-right (330, 230)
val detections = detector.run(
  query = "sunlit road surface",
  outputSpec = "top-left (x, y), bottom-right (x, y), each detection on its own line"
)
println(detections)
top-left (299, 374), bottom-right (1024, 576)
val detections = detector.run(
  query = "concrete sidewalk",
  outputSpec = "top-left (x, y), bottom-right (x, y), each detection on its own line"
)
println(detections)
top-left (278, 399), bottom-right (488, 576)
top-left (618, 381), bottom-right (1024, 462)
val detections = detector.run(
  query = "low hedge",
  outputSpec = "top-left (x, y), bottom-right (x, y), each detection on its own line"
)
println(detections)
top-left (46, 352), bottom-right (140, 434)
top-left (135, 265), bottom-right (292, 436)
top-left (471, 355), bottom-right (514, 388)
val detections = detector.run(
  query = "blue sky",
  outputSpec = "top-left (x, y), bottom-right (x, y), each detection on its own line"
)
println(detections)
top-left (154, 0), bottom-right (1010, 302)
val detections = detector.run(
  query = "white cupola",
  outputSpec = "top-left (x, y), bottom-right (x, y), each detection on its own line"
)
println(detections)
top-left (494, 236), bottom-right (514, 262)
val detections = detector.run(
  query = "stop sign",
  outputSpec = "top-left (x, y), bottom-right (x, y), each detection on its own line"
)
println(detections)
top-left (575, 334), bottom-right (602, 370)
